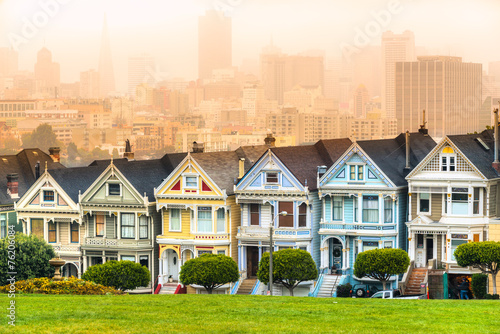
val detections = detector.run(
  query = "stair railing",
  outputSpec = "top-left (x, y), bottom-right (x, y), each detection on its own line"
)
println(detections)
top-left (309, 268), bottom-right (328, 297)
top-left (250, 279), bottom-right (261, 295)
top-left (399, 260), bottom-right (414, 295)
top-left (230, 275), bottom-right (243, 295)
top-left (330, 274), bottom-right (341, 297)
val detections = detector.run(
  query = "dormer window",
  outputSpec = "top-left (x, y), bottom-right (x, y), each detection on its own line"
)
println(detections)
top-left (184, 176), bottom-right (198, 188)
top-left (349, 165), bottom-right (364, 181)
top-left (108, 183), bottom-right (121, 196)
top-left (266, 172), bottom-right (279, 184)
top-left (43, 190), bottom-right (54, 202)
top-left (440, 147), bottom-right (456, 171)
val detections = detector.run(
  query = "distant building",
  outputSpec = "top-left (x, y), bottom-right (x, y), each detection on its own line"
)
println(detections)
top-left (395, 56), bottom-right (483, 137)
top-left (98, 14), bottom-right (116, 97)
top-left (34, 48), bottom-right (60, 98)
top-left (198, 10), bottom-right (232, 81)
top-left (80, 70), bottom-right (100, 99)
top-left (352, 84), bottom-right (369, 118)
top-left (128, 54), bottom-right (156, 98)
top-left (0, 47), bottom-right (18, 77)
top-left (382, 30), bottom-right (415, 118)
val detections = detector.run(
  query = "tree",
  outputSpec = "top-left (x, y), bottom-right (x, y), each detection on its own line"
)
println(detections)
top-left (257, 249), bottom-right (318, 296)
top-left (82, 260), bottom-right (150, 291)
top-left (67, 142), bottom-right (79, 162)
top-left (179, 253), bottom-right (239, 294)
top-left (21, 123), bottom-right (62, 152)
top-left (454, 241), bottom-right (500, 294)
top-left (0, 233), bottom-right (56, 285)
top-left (353, 248), bottom-right (410, 290)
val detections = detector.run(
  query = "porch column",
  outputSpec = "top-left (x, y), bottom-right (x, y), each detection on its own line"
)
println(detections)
top-left (378, 195), bottom-right (383, 224)
top-left (345, 246), bottom-right (350, 269)
top-left (238, 245), bottom-right (242, 271)
top-left (117, 213), bottom-right (121, 240)
top-left (102, 255), bottom-right (106, 264)
top-left (135, 214), bottom-right (139, 241)
top-left (82, 255), bottom-right (87, 272)
top-left (408, 232), bottom-right (415, 261)
top-left (258, 244), bottom-right (262, 260)
top-left (342, 248), bottom-right (347, 270)
top-left (158, 257), bottom-right (163, 284)
top-left (408, 192), bottom-right (412, 221)
top-left (44, 218), bottom-right (48, 242)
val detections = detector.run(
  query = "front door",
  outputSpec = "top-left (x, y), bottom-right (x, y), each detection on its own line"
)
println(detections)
top-left (426, 237), bottom-right (434, 264)
top-left (166, 249), bottom-right (179, 281)
top-left (246, 246), bottom-right (259, 277)
top-left (329, 238), bottom-right (343, 273)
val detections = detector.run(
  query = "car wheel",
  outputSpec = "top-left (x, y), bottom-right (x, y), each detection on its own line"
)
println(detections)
top-left (356, 288), bottom-right (365, 298)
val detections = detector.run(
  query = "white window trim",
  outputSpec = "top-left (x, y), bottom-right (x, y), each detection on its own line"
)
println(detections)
top-left (42, 189), bottom-right (56, 203)
top-left (216, 208), bottom-right (226, 233)
top-left (348, 164), bottom-right (365, 181)
top-left (331, 196), bottom-right (344, 222)
top-left (183, 174), bottom-right (199, 190)
top-left (417, 193), bottom-right (432, 216)
top-left (440, 154), bottom-right (457, 172)
top-left (264, 171), bottom-right (279, 184)
top-left (107, 183), bottom-right (122, 197)
top-left (169, 209), bottom-right (182, 232)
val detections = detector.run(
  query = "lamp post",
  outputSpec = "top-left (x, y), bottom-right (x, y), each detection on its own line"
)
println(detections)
top-left (269, 211), bottom-right (287, 296)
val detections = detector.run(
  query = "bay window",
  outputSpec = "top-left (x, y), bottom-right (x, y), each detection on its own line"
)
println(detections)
top-left (332, 197), bottom-right (343, 221)
top-left (197, 207), bottom-right (212, 233)
top-left (96, 215), bottom-right (105, 237)
top-left (278, 202), bottom-right (294, 227)
top-left (170, 209), bottom-right (181, 231)
top-left (71, 222), bottom-right (79, 243)
top-left (298, 203), bottom-right (307, 227)
top-left (362, 196), bottom-right (379, 223)
top-left (139, 215), bottom-right (148, 239)
top-left (250, 204), bottom-right (260, 226)
top-left (217, 208), bottom-right (225, 232)
top-left (121, 213), bottom-right (135, 239)
top-left (451, 188), bottom-right (468, 215)
top-left (48, 221), bottom-right (56, 243)
top-left (384, 197), bottom-right (393, 223)
top-left (419, 193), bottom-right (430, 213)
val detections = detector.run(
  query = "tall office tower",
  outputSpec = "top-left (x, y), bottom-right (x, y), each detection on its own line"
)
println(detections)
top-left (353, 84), bottom-right (369, 118)
top-left (242, 83), bottom-right (265, 118)
top-left (0, 48), bottom-right (18, 76)
top-left (489, 61), bottom-right (500, 81)
top-left (98, 14), bottom-right (115, 97)
top-left (351, 46), bottom-right (381, 98)
top-left (198, 10), bottom-right (232, 81)
top-left (80, 69), bottom-right (100, 98)
top-left (382, 30), bottom-right (415, 117)
top-left (127, 54), bottom-right (156, 98)
top-left (395, 56), bottom-right (483, 138)
top-left (260, 53), bottom-right (286, 104)
top-left (34, 47), bottom-right (60, 97)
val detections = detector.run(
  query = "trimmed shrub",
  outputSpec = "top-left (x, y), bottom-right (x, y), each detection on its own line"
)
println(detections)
top-left (0, 233), bottom-right (56, 285)
top-left (82, 260), bottom-right (150, 291)
top-left (180, 253), bottom-right (239, 294)
top-left (484, 294), bottom-right (500, 300)
top-left (471, 274), bottom-right (488, 299)
top-left (0, 277), bottom-right (123, 295)
top-left (336, 283), bottom-right (352, 297)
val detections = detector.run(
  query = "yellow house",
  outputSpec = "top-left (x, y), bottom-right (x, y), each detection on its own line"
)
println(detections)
top-left (154, 147), bottom-right (267, 293)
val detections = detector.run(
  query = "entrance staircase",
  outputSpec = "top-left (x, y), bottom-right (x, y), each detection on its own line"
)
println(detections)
top-left (317, 275), bottom-right (341, 298)
top-left (159, 282), bottom-right (178, 294)
top-left (236, 278), bottom-right (257, 295)
top-left (405, 268), bottom-right (427, 295)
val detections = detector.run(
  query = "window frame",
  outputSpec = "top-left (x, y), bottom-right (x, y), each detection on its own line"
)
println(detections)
top-left (384, 197), bottom-right (393, 223)
top-left (197, 206), bottom-right (213, 233)
top-left (184, 175), bottom-right (198, 189)
top-left (418, 193), bottom-right (431, 215)
top-left (473, 188), bottom-right (481, 215)
top-left (348, 164), bottom-right (364, 181)
top-left (169, 209), bottom-right (181, 232)
top-left (31, 218), bottom-right (44, 238)
top-left (440, 153), bottom-right (457, 172)
top-left (95, 215), bottom-right (105, 237)
top-left (139, 215), bottom-right (148, 239)
top-left (120, 213), bottom-right (135, 239)
top-left (278, 202), bottom-right (294, 228)
top-left (43, 190), bottom-right (55, 202)
top-left (0, 214), bottom-right (6, 239)
top-left (362, 195), bottom-right (379, 223)
top-left (48, 221), bottom-right (56, 243)
top-left (216, 208), bottom-right (225, 233)
top-left (71, 222), bottom-right (79, 243)
top-left (107, 183), bottom-right (121, 196)
top-left (298, 203), bottom-right (307, 227)
top-left (450, 188), bottom-right (469, 216)
top-left (250, 204), bottom-right (260, 226)
top-left (332, 197), bottom-right (343, 221)
top-left (121, 255), bottom-right (136, 262)
top-left (265, 171), bottom-right (279, 184)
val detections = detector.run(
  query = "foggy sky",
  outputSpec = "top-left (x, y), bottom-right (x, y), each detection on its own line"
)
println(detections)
top-left (1, 0), bottom-right (499, 92)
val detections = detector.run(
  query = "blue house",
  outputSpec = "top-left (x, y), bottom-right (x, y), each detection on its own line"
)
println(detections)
top-left (314, 132), bottom-right (436, 293)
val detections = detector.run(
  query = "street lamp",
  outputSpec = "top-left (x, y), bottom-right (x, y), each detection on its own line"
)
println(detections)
top-left (269, 210), bottom-right (287, 296)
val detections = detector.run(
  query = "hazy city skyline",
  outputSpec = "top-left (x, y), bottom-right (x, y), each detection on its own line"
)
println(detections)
top-left (1, 0), bottom-right (499, 91)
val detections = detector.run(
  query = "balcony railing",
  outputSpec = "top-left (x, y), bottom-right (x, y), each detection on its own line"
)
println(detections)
top-left (51, 244), bottom-right (81, 253)
top-left (238, 226), bottom-right (310, 238)
top-left (320, 221), bottom-right (396, 231)
top-left (84, 237), bottom-right (152, 247)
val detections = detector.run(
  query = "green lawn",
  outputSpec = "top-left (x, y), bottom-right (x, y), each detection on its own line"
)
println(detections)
top-left (1, 294), bottom-right (499, 333)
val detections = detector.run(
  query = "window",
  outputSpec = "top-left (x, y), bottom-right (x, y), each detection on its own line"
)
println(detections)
top-left (198, 250), bottom-right (212, 256)
top-left (354, 198), bottom-right (358, 222)
top-left (384, 197), bottom-right (393, 223)
top-left (43, 190), bottom-right (54, 202)
top-left (349, 165), bottom-right (364, 181)
top-left (278, 202), bottom-right (294, 227)
top-left (139, 215), bottom-right (148, 239)
top-left (197, 207), bottom-right (212, 233)
top-left (0, 214), bottom-right (6, 239)
top-left (358, 165), bottom-right (364, 180)
top-left (451, 239), bottom-right (467, 261)
top-left (266, 172), bottom-right (278, 184)
top-left (217, 208), bottom-right (225, 233)
top-left (71, 223), bottom-right (79, 243)
top-left (473, 188), bottom-right (480, 215)
top-left (441, 148), bottom-right (456, 172)
top-left (121, 255), bottom-right (135, 262)
top-left (451, 188), bottom-right (468, 215)
top-left (48, 222), bottom-right (56, 243)
top-left (332, 197), bottom-right (343, 221)
top-left (250, 204), bottom-right (260, 226)
top-left (298, 203), bottom-right (307, 227)
top-left (108, 183), bottom-right (121, 196)
top-left (31, 218), bottom-right (43, 238)
top-left (217, 250), bottom-right (226, 255)
top-left (95, 215), bottom-right (105, 237)
top-left (362, 196), bottom-right (379, 223)
top-left (121, 213), bottom-right (135, 238)
top-left (419, 193), bottom-right (430, 213)
top-left (363, 241), bottom-right (378, 251)
top-left (170, 209), bottom-right (181, 231)
top-left (139, 255), bottom-right (149, 269)
top-left (185, 176), bottom-right (197, 188)
top-left (384, 241), bottom-right (393, 248)
top-left (349, 165), bottom-right (356, 180)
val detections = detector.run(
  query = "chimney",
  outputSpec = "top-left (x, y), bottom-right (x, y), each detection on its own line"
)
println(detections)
top-left (493, 109), bottom-right (500, 172)
top-left (192, 141), bottom-right (205, 153)
top-left (48, 147), bottom-right (60, 163)
top-left (264, 133), bottom-right (276, 147)
top-left (418, 109), bottom-right (428, 135)
top-left (35, 161), bottom-right (40, 179)
top-left (405, 131), bottom-right (411, 170)
top-left (7, 173), bottom-right (19, 199)
top-left (123, 139), bottom-right (135, 161)
top-left (238, 158), bottom-right (245, 179)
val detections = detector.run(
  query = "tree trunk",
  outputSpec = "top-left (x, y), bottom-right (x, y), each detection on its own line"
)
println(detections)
top-left (288, 287), bottom-right (294, 297)
top-left (492, 272), bottom-right (497, 295)
top-left (207, 288), bottom-right (213, 294)
top-left (382, 281), bottom-right (387, 291)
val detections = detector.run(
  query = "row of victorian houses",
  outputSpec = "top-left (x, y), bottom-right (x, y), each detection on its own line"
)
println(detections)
top-left (2, 126), bottom-right (500, 296)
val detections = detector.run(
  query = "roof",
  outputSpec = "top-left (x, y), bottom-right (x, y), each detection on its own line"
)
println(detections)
top-left (357, 132), bottom-right (437, 187)
top-left (447, 129), bottom-right (499, 179)
top-left (0, 149), bottom-right (65, 206)
top-left (271, 138), bottom-right (353, 190)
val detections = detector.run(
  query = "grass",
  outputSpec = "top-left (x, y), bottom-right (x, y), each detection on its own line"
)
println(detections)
top-left (1, 294), bottom-right (499, 333)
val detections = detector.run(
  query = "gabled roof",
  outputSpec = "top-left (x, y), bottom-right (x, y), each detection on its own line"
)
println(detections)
top-left (357, 132), bottom-right (437, 187)
top-left (270, 138), bottom-right (352, 190)
top-left (0, 149), bottom-right (65, 206)
top-left (49, 165), bottom-right (107, 203)
top-left (447, 129), bottom-right (499, 179)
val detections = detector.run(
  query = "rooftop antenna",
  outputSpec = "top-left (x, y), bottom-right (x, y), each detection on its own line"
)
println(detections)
top-left (418, 109), bottom-right (428, 135)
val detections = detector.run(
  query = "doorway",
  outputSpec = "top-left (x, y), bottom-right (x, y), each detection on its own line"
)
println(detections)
top-left (162, 249), bottom-right (179, 281)
top-left (426, 237), bottom-right (434, 264)
top-left (246, 246), bottom-right (259, 277)
top-left (329, 238), bottom-right (343, 274)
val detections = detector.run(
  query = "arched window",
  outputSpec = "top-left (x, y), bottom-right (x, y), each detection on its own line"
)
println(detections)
top-left (440, 147), bottom-right (456, 171)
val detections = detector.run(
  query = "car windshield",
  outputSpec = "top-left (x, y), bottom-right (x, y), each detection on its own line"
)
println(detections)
top-left (371, 292), bottom-right (383, 298)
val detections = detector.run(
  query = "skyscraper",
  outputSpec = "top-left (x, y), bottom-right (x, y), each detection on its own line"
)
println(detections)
top-left (382, 30), bottom-right (415, 118)
top-left (98, 14), bottom-right (115, 98)
top-left (198, 10), bottom-right (232, 81)
top-left (128, 54), bottom-right (156, 98)
top-left (34, 47), bottom-right (60, 97)
top-left (0, 47), bottom-right (18, 77)
top-left (395, 56), bottom-right (483, 137)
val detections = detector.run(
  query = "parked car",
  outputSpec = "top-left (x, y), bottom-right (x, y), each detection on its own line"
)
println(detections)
top-left (370, 290), bottom-right (426, 299)
top-left (350, 284), bottom-right (380, 298)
